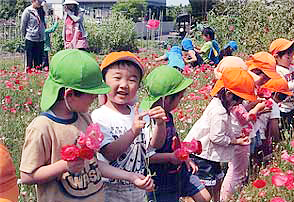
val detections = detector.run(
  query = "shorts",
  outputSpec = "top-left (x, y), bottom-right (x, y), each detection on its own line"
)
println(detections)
top-left (191, 156), bottom-right (224, 186)
top-left (104, 183), bottom-right (145, 202)
top-left (146, 164), bottom-right (205, 202)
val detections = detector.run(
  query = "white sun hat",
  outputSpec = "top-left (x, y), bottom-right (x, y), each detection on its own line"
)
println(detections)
top-left (63, 0), bottom-right (79, 5)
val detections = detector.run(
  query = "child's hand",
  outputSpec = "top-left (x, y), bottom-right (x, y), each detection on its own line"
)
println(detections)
top-left (234, 136), bottom-right (251, 145)
top-left (148, 106), bottom-right (167, 125)
top-left (130, 173), bottom-right (154, 192)
top-left (66, 159), bottom-right (85, 173)
top-left (131, 103), bottom-right (148, 136)
top-left (185, 158), bottom-right (198, 174)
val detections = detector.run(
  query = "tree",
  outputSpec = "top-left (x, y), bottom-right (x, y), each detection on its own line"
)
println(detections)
top-left (112, 0), bottom-right (147, 22)
top-left (0, 0), bottom-right (29, 19)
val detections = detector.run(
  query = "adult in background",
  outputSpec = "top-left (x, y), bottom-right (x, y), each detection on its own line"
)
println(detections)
top-left (63, 0), bottom-right (89, 50)
top-left (21, 0), bottom-right (46, 69)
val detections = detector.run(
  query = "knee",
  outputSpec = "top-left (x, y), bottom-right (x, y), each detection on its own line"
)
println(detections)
top-left (192, 188), bottom-right (212, 202)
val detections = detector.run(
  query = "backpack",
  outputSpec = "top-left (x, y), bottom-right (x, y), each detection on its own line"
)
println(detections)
top-left (208, 40), bottom-right (220, 64)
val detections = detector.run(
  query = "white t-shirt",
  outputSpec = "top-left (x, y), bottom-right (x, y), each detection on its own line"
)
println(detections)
top-left (251, 98), bottom-right (280, 139)
top-left (91, 105), bottom-right (150, 185)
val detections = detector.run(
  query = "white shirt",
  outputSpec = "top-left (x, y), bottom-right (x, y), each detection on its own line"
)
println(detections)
top-left (184, 98), bottom-right (235, 162)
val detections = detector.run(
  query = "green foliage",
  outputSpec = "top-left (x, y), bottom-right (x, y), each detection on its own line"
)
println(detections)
top-left (0, 0), bottom-right (29, 19)
top-left (112, 0), bottom-right (147, 22)
top-left (1, 38), bottom-right (25, 53)
top-left (166, 4), bottom-right (192, 20)
top-left (199, 0), bottom-right (294, 54)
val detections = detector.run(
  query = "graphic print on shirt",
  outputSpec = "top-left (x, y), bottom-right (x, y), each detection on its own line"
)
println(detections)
top-left (108, 125), bottom-right (146, 184)
top-left (59, 158), bottom-right (103, 198)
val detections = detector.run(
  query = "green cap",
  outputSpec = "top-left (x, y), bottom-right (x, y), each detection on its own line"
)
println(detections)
top-left (140, 66), bottom-right (193, 110)
top-left (41, 49), bottom-right (110, 111)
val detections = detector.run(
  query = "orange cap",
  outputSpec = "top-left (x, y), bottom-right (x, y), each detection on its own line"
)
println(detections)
top-left (262, 78), bottom-right (293, 96)
top-left (210, 68), bottom-right (257, 101)
top-left (0, 199), bottom-right (13, 202)
top-left (214, 56), bottom-right (248, 79)
top-left (0, 144), bottom-right (19, 202)
top-left (246, 52), bottom-right (281, 79)
top-left (100, 51), bottom-right (144, 75)
top-left (269, 38), bottom-right (294, 55)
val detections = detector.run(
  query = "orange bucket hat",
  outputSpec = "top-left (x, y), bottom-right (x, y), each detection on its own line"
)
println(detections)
top-left (269, 38), bottom-right (294, 55)
top-left (262, 78), bottom-right (293, 96)
top-left (0, 144), bottom-right (19, 202)
top-left (214, 56), bottom-right (248, 79)
top-left (210, 68), bottom-right (256, 101)
top-left (246, 52), bottom-right (281, 79)
top-left (100, 51), bottom-right (144, 77)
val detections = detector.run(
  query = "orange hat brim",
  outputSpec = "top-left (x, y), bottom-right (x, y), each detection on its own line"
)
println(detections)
top-left (0, 184), bottom-right (18, 202)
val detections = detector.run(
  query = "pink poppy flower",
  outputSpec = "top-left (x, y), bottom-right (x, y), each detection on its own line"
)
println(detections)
top-left (61, 144), bottom-right (80, 161)
top-left (258, 191), bottom-right (266, 197)
top-left (265, 100), bottom-right (273, 109)
top-left (272, 173), bottom-right (288, 187)
top-left (281, 150), bottom-right (290, 161)
top-left (270, 197), bottom-right (286, 202)
top-left (257, 87), bottom-right (272, 99)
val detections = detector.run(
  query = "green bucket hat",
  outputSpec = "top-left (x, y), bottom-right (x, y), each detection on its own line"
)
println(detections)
top-left (41, 49), bottom-right (110, 111)
top-left (141, 66), bottom-right (193, 110)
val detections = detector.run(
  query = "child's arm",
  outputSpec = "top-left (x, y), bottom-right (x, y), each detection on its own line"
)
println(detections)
top-left (101, 103), bottom-right (149, 161)
top-left (45, 16), bottom-right (59, 33)
top-left (148, 106), bottom-right (167, 149)
top-left (154, 55), bottom-right (167, 62)
top-left (98, 160), bottom-right (154, 192)
top-left (20, 159), bottom-right (84, 185)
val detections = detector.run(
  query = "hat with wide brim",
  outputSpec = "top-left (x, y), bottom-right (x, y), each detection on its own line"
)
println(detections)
top-left (41, 50), bottom-right (110, 111)
top-left (140, 66), bottom-right (193, 110)
top-left (269, 38), bottom-right (294, 55)
top-left (63, 0), bottom-right (79, 5)
top-left (246, 52), bottom-right (281, 79)
top-left (100, 51), bottom-right (144, 77)
top-left (262, 78), bottom-right (293, 96)
top-left (210, 68), bottom-right (257, 101)
top-left (214, 56), bottom-right (248, 79)
top-left (224, 41), bottom-right (238, 51)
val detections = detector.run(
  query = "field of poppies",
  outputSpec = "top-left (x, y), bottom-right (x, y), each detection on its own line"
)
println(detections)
top-left (0, 49), bottom-right (293, 201)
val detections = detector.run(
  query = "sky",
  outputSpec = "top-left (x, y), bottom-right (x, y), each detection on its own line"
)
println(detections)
top-left (166, 0), bottom-right (190, 6)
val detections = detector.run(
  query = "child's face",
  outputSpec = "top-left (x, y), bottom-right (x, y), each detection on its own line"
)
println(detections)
top-left (70, 93), bottom-right (97, 113)
top-left (104, 64), bottom-right (140, 106)
top-left (276, 51), bottom-right (294, 68)
top-left (201, 34), bottom-right (211, 42)
top-left (165, 91), bottom-right (185, 112)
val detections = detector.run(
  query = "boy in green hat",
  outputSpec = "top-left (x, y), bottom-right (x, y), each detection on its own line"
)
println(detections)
top-left (141, 66), bottom-right (211, 202)
top-left (19, 49), bottom-right (154, 202)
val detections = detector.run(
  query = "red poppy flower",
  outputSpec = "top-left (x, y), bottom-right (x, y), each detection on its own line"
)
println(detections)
top-left (265, 100), bottom-right (273, 109)
top-left (270, 197), bottom-right (286, 202)
top-left (61, 144), bottom-right (80, 161)
top-left (79, 147), bottom-right (95, 160)
top-left (171, 136), bottom-right (181, 151)
top-left (270, 167), bottom-right (282, 173)
top-left (146, 19), bottom-right (160, 30)
top-left (252, 179), bottom-right (267, 188)
top-left (174, 148), bottom-right (189, 161)
top-left (257, 87), bottom-right (272, 99)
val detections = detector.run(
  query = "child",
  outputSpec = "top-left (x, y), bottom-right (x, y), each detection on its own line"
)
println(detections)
top-left (185, 68), bottom-right (256, 202)
top-left (214, 56), bottom-right (248, 79)
top-left (20, 49), bottom-right (154, 202)
top-left (140, 66), bottom-right (211, 202)
top-left (91, 51), bottom-right (167, 202)
top-left (43, 14), bottom-right (59, 68)
top-left (195, 27), bottom-right (220, 64)
top-left (181, 38), bottom-right (203, 67)
top-left (155, 45), bottom-right (185, 72)
top-left (63, 0), bottom-right (88, 50)
top-left (269, 38), bottom-right (294, 127)
top-left (219, 41), bottom-right (238, 61)
top-left (0, 141), bottom-right (18, 202)
top-left (253, 78), bottom-right (292, 165)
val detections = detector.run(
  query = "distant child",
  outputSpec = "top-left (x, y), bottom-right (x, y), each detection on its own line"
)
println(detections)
top-left (252, 78), bottom-right (292, 164)
top-left (185, 68), bottom-right (256, 202)
top-left (181, 38), bottom-right (203, 67)
top-left (91, 51), bottom-right (167, 202)
top-left (195, 27), bottom-right (220, 64)
top-left (140, 66), bottom-right (211, 202)
top-left (20, 49), bottom-right (154, 202)
top-left (43, 15), bottom-right (59, 68)
top-left (214, 56), bottom-right (247, 80)
top-left (155, 45), bottom-right (185, 72)
top-left (219, 41), bottom-right (238, 61)
top-left (269, 38), bottom-right (294, 124)
top-left (0, 141), bottom-right (18, 202)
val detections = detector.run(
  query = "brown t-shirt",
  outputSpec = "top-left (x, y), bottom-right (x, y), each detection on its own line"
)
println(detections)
top-left (20, 112), bottom-right (104, 202)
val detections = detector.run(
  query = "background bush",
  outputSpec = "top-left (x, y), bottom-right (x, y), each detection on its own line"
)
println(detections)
top-left (195, 0), bottom-right (294, 54)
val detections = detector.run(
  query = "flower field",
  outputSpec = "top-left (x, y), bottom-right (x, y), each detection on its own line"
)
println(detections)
top-left (1, 49), bottom-right (293, 201)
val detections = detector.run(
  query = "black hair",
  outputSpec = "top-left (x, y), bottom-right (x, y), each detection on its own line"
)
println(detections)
top-left (102, 60), bottom-right (143, 82)
top-left (219, 47), bottom-right (233, 61)
top-left (202, 27), bottom-right (215, 40)
top-left (66, 4), bottom-right (79, 16)
top-left (277, 43), bottom-right (294, 57)
top-left (55, 87), bottom-right (85, 102)
top-left (216, 88), bottom-right (243, 113)
top-left (275, 92), bottom-right (288, 101)
top-left (37, 6), bottom-right (46, 26)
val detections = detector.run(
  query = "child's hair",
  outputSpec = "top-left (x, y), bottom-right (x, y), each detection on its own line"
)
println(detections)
top-left (202, 27), bottom-right (215, 40)
top-left (269, 38), bottom-right (294, 55)
top-left (55, 87), bottom-right (85, 102)
top-left (277, 43), bottom-right (294, 57)
top-left (216, 88), bottom-right (243, 113)
top-left (101, 60), bottom-right (143, 81)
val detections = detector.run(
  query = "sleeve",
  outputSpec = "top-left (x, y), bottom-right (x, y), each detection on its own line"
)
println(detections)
top-left (20, 126), bottom-right (51, 174)
top-left (270, 101), bottom-right (281, 119)
top-left (208, 111), bottom-right (231, 146)
top-left (67, 12), bottom-right (82, 23)
top-left (200, 41), bottom-right (212, 53)
top-left (20, 9), bottom-right (29, 37)
top-left (91, 109), bottom-right (115, 149)
top-left (45, 21), bottom-right (59, 33)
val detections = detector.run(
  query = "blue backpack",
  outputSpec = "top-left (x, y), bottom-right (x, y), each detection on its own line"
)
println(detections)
top-left (208, 40), bottom-right (220, 64)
